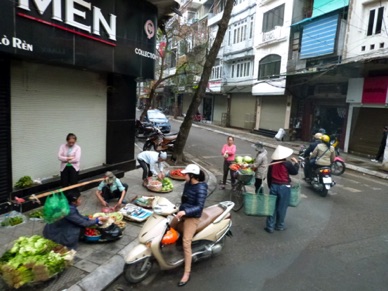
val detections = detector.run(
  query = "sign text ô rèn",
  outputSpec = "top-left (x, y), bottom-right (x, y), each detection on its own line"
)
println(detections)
top-left (17, 0), bottom-right (117, 41)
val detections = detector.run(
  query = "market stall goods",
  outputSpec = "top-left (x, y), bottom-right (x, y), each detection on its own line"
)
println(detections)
top-left (0, 235), bottom-right (75, 289)
top-left (169, 169), bottom-right (186, 180)
top-left (147, 178), bottom-right (174, 193)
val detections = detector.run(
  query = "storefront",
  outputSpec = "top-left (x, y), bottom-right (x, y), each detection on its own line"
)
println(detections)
top-left (0, 0), bottom-right (176, 207)
top-left (252, 78), bottom-right (291, 135)
top-left (345, 77), bottom-right (388, 156)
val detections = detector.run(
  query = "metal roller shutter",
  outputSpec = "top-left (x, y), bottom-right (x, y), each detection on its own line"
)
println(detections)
top-left (11, 61), bottom-right (107, 184)
top-left (0, 58), bottom-right (11, 202)
top-left (259, 96), bottom-right (287, 131)
top-left (230, 93), bottom-right (256, 129)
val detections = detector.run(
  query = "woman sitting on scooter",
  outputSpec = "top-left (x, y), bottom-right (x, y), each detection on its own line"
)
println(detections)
top-left (173, 164), bottom-right (207, 287)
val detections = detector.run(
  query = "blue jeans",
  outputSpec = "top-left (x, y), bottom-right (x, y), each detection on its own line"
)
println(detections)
top-left (266, 184), bottom-right (291, 230)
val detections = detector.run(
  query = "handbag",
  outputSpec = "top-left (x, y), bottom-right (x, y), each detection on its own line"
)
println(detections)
top-left (243, 185), bottom-right (277, 216)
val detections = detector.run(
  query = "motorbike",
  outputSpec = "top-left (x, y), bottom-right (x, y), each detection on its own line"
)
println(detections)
top-left (143, 126), bottom-right (178, 152)
top-left (135, 119), bottom-right (155, 139)
top-left (298, 146), bottom-right (336, 197)
top-left (123, 197), bottom-right (234, 283)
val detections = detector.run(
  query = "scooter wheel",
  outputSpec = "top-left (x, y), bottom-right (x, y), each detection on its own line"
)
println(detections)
top-left (331, 161), bottom-right (345, 176)
top-left (320, 188), bottom-right (328, 197)
top-left (123, 259), bottom-right (153, 283)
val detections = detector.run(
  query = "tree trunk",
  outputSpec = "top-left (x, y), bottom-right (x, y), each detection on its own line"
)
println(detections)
top-left (172, 0), bottom-right (234, 163)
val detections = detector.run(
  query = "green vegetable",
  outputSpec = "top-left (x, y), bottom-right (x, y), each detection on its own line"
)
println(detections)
top-left (235, 156), bottom-right (243, 163)
top-left (243, 156), bottom-right (253, 163)
top-left (0, 235), bottom-right (71, 288)
top-left (1, 216), bottom-right (24, 227)
top-left (14, 176), bottom-right (34, 189)
top-left (29, 209), bottom-right (43, 219)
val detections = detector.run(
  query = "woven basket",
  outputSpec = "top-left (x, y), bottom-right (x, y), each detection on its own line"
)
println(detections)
top-left (236, 172), bottom-right (255, 185)
top-left (289, 184), bottom-right (301, 207)
top-left (147, 180), bottom-right (162, 192)
top-left (243, 192), bottom-right (277, 216)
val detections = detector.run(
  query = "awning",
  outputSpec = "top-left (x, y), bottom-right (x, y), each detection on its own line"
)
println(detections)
top-left (292, 0), bottom-right (349, 26)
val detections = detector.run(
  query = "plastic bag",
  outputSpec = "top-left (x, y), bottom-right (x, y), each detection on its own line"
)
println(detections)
top-left (0, 211), bottom-right (27, 227)
top-left (43, 192), bottom-right (70, 223)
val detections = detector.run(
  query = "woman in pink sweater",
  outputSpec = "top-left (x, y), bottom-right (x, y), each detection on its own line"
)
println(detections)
top-left (58, 133), bottom-right (81, 187)
top-left (220, 136), bottom-right (236, 189)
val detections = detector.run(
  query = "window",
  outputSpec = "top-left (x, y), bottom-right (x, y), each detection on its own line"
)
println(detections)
top-left (231, 59), bottom-right (252, 78)
top-left (263, 4), bottom-right (285, 33)
top-left (211, 60), bottom-right (222, 80)
top-left (367, 7), bottom-right (384, 36)
top-left (230, 19), bottom-right (252, 45)
top-left (258, 55), bottom-right (281, 80)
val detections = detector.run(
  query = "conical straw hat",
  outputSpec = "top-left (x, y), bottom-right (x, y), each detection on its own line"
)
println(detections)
top-left (271, 145), bottom-right (293, 160)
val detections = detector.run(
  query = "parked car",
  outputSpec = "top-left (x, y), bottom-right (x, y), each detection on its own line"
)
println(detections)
top-left (145, 109), bottom-right (171, 133)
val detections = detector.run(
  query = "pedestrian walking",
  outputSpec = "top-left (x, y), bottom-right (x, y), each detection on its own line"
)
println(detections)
top-left (95, 171), bottom-right (128, 209)
top-left (371, 125), bottom-right (388, 163)
top-left (220, 136), bottom-right (236, 189)
top-left (248, 142), bottom-right (268, 193)
top-left (137, 151), bottom-right (167, 186)
top-left (58, 133), bottom-right (81, 187)
top-left (265, 145), bottom-right (299, 233)
top-left (171, 164), bottom-right (207, 287)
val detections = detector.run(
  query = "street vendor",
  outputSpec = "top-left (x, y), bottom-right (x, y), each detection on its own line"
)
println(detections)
top-left (95, 171), bottom-right (129, 208)
top-left (137, 151), bottom-right (167, 186)
top-left (43, 190), bottom-right (108, 250)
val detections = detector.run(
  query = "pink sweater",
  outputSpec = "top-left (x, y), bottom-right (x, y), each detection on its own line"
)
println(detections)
top-left (58, 144), bottom-right (81, 172)
top-left (221, 144), bottom-right (236, 162)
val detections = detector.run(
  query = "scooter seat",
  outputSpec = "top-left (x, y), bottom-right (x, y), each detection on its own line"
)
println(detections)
top-left (164, 135), bottom-right (177, 140)
top-left (196, 205), bottom-right (224, 233)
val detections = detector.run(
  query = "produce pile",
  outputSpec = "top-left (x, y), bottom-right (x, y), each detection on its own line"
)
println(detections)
top-left (0, 235), bottom-right (75, 289)
top-left (230, 156), bottom-right (255, 174)
top-left (161, 178), bottom-right (173, 192)
top-left (28, 209), bottom-right (43, 220)
top-left (84, 228), bottom-right (100, 237)
top-left (0, 211), bottom-right (26, 227)
top-left (169, 169), bottom-right (185, 180)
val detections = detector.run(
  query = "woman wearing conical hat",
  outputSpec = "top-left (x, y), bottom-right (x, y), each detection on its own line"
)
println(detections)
top-left (265, 145), bottom-right (299, 233)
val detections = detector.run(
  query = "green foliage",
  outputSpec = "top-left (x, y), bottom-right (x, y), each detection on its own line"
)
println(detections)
top-left (14, 176), bottom-right (34, 189)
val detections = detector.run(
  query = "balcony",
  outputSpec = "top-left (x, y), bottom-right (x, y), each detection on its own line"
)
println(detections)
top-left (257, 26), bottom-right (288, 48)
top-left (183, 0), bottom-right (208, 9)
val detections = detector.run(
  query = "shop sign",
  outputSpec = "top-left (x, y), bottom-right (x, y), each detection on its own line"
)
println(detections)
top-left (362, 77), bottom-right (388, 104)
top-left (0, 0), bottom-right (157, 78)
top-left (17, 0), bottom-right (117, 44)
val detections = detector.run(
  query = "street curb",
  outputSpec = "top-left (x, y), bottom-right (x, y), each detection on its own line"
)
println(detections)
top-left (173, 119), bottom-right (388, 180)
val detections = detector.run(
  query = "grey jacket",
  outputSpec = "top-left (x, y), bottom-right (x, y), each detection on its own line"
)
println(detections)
top-left (252, 149), bottom-right (268, 179)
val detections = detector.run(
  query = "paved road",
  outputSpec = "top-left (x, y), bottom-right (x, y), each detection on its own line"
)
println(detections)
top-left (107, 119), bottom-right (388, 291)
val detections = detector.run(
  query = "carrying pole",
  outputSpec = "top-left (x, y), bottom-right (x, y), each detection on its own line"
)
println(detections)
top-left (29, 178), bottom-right (104, 203)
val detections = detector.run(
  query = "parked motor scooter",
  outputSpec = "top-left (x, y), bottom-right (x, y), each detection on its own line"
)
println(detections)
top-left (298, 146), bottom-right (336, 197)
top-left (143, 126), bottom-right (178, 152)
top-left (123, 197), bottom-right (234, 283)
top-left (135, 119), bottom-right (154, 139)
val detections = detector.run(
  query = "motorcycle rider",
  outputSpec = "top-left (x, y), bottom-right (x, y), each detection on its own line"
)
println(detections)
top-left (171, 164), bottom-right (207, 287)
top-left (309, 135), bottom-right (335, 174)
top-left (137, 151), bottom-right (167, 186)
top-left (303, 133), bottom-right (323, 180)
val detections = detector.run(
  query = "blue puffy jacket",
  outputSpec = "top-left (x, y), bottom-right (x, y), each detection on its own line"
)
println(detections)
top-left (43, 205), bottom-right (98, 249)
top-left (179, 182), bottom-right (208, 218)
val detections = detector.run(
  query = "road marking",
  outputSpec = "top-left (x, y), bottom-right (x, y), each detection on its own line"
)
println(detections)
top-left (334, 184), bottom-right (362, 193)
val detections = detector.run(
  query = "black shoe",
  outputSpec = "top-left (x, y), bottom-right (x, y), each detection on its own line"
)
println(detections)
top-left (275, 227), bottom-right (286, 231)
top-left (178, 277), bottom-right (190, 287)
top-left (264, 227), bottom-right (274, 233)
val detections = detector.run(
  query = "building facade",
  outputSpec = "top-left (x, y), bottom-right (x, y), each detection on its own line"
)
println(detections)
top-left (252, 0), bottom-right (295, 137)
top-left (0, 0), bottom-right (177, 211)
